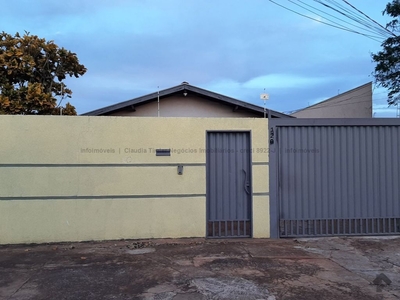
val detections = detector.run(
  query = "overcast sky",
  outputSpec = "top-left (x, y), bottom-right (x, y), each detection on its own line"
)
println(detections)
top-left (2, 0), bottom-right (398, 117)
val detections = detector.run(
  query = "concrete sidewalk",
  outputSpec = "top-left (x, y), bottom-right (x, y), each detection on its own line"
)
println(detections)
top-left (1, 237), bottom-right (399, 299)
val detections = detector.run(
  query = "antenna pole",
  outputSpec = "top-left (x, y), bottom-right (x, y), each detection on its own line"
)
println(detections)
top-left (260, 90), bottom-right (269, 118)
top-left (264, 101), bottom-right (266, 118)
top-left (157, 86), bottom-right (160, 117)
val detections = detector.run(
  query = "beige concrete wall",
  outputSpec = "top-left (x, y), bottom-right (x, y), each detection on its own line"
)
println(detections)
top-left (108, 94), bottom-right (261, 118)
top-left (0, 116), bottom-right (269, 244)
top-left (292, 82), bottom-right (372, 118)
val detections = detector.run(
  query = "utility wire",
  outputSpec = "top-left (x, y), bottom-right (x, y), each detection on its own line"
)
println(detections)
top-left (268, 0), bottom-right (382, 42)
top-left (312, 0), bottom-right (391, 39)
top-left (295, 0), bottom-right (386, 40)
top-left (320, 0), bottom-right (392, 38)
top-left (341, 0), bottom-right (396, 37)
top-left (289, 0), bottom-right (387, 38)
top-left (269, 0), bottom-right (391, 42)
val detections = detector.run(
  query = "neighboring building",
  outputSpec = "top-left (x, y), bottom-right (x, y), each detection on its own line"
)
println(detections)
top-left (290, 82), bottom-right (372, 118)
top-left (82, 82), bottom-right (291, 118)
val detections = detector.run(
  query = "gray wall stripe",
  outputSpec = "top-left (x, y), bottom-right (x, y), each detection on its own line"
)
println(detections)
top-left (0, 193), bottom-right (268, 200)
top-left (0, 163), bottom-right (206, 168)
top-left (0, 194), bottom-right (206, 201)
top-left (0, 163), bottom-right (266, 168)
top-left (252, 162), bottom-right (269, 166)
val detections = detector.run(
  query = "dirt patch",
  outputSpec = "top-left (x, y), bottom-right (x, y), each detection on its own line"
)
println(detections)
top-left (275, 284), bottom-right (381, 300)
top-left (203, 256), bottom-right (321, 284)
top-left (192, 277), bottom-right (274, 300)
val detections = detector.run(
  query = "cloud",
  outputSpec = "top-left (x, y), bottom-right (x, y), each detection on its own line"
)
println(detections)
top-left (243, 74), bottom-right (332, 90)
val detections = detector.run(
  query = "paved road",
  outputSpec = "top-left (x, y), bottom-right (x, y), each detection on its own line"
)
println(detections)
top-left (1, 237), bottom-right (399, 299)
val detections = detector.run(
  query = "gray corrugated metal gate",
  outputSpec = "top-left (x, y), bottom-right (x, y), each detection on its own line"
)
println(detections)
top-left (206, 131), bottom-right (252, 238)
top-left (269, 119), bottom-right (400, 238)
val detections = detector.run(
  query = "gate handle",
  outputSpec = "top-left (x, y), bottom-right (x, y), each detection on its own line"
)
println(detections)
top-left (243, 169), bottom-right (250, 195)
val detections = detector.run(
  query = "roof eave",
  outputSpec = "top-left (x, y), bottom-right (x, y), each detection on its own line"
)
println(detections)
top-left (81, 83), bottom-right (292, 118)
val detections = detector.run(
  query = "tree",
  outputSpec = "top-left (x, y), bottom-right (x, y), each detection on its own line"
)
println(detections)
top-left (372, 1), bottom-right (400, 106)
top-left (0, 31), bottom-right (86, 115)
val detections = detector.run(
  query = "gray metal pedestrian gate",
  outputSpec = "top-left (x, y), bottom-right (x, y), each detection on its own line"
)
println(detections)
top-left (269, 119), bottom-right (400, 238)
top-left (206, 131), bottom-right (252, 238)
